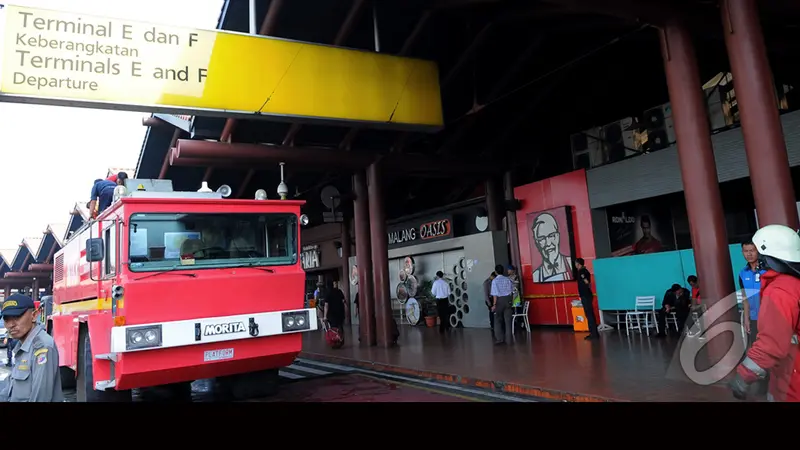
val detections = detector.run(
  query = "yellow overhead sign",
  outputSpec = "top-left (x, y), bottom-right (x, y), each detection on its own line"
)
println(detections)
top-left (0, 5), bottom-right (443, 130)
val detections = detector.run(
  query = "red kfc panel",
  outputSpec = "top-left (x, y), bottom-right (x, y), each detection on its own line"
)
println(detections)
top-left (514, 170), bottom-right (597, 326)
top-left (528, 298), bottom-right (558, 325)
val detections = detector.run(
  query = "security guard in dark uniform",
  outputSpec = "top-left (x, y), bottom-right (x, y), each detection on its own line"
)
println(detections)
top-left (0, 293), bottom-right (64, 402)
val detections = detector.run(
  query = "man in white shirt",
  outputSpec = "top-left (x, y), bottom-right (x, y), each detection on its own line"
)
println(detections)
top-left (491, 264), bottom-right (515, 345)
top-left (431, 271), bottom-right (452, 334)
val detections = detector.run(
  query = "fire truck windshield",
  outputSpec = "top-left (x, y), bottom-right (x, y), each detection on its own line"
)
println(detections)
top-left (127, 212), bottom-right (298, 272)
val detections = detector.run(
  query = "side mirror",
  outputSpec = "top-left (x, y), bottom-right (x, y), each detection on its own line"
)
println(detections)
top-left (86, 238), bottom-right (105, 262)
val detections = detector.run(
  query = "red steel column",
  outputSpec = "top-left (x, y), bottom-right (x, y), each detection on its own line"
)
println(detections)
top-left (366, 161), bottom-right (394, 348)
top-left (353, 172), bottom-right (376, 345)
top-left (340, 216), bottom-right (352, 323)
top-left (721, 0), bottom-right (798, 229)
top-left (659, 22), bottom-right (735, 316)
top-left (485, 176), bottom-right (504, 232)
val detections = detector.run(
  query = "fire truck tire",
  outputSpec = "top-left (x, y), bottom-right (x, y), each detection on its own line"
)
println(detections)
top-left (138, 382), bottom-right (192, 402)
top-left (215, 369), bottom-right (280, 400)
top-left (76, 327), bottom-right (132, 403)
top-left (60, 367), bottom-right (77, 390)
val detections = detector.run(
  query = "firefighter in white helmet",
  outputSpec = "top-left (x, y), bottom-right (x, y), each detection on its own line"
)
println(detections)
top-left (729, 224), bottom-right (800, 402)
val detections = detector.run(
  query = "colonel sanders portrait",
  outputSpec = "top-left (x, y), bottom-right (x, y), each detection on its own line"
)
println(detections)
top-left (531, 212), bottom-right (573, 283)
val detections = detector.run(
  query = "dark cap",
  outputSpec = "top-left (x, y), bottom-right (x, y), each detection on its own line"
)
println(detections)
top-left (1, 293), bottom-right (35, 318)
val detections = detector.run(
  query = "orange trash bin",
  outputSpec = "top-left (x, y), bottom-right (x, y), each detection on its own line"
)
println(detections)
top-left (571, 300), bottom-right (589, 332)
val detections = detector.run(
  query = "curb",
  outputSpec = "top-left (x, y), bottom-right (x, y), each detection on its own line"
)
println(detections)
top-left (299, 351), bottom-right (625, 403)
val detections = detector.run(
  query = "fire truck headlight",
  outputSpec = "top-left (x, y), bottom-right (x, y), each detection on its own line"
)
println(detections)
top-left (281, 311), bottom-right (310, 333)
top-left (126, 325), bottom-right (163, 350)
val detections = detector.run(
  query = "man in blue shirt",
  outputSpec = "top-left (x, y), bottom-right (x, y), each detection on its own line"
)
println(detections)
top-left (88, 172), bottom-right (128, 217)
top-left (739, 240), bottom-right (767, 347)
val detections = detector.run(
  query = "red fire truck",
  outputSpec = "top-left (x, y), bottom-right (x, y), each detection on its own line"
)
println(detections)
top-left (47, 178), bottom-right (316, 402)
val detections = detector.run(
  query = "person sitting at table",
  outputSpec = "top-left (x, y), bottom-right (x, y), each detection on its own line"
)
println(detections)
top-left (656, 284), bottom-right (690, 338)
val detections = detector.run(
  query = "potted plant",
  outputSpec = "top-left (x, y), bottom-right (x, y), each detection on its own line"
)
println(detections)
top-left (417, 279), bottom-right (438, 328)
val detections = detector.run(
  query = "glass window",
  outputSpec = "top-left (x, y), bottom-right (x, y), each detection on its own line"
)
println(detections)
top-left (127, 213), bottom-right (297, 272)
top-left (104, 223), bottom-right (116, 276)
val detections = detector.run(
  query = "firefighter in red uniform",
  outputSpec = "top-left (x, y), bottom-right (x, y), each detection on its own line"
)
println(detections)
top-left (729, 224), bottom-right (800, 402)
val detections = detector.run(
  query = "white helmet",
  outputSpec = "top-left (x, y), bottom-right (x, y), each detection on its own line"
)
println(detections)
top-left (752, 224), bottom-right (800, 263)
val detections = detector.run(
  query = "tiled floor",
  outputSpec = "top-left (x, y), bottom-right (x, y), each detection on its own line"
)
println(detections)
top-left (303, 324), bottom-right (746, 402)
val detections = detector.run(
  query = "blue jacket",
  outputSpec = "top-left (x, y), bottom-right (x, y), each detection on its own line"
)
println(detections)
top-left (739, 262), bottom-right (767, 321)
top-left (91, 179), bottom-right (117, 212)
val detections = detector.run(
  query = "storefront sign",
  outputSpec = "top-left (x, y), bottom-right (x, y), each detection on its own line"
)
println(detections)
top-left (387, 216), bottom-right (453, 249)
top-left (0, 5), bottom-right (443, 130)
top-left (301, 244), bottom-right (320, 270)
top-left (606, 202), bottom-right (675, 257)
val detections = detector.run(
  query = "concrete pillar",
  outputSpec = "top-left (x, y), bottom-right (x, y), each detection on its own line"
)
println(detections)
top-left (366, 162), bottom-right (394, 348)
top-left (503, 171), bottom-right (521, 271)
top-left (353, 172), bottom-right (376, 345)
top-left (485, 176), bottom-right (504, 232)
top-left (721, 0), bottom-right (798, 230)
top-left (659, 22), bottom-right (736, 318)
top-left (340, 216), bottom-right (352, 323)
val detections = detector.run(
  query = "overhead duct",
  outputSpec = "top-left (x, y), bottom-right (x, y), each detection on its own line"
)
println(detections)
top-left (171, 140), bottom-right (506, 177)
top-left (5, 272), bottom-right (51, 278)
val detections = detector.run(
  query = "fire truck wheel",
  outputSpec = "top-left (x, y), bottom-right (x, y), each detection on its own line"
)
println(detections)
top-left (60, 367), bottom-right (77, 390)
top-left (138, 382), bottom-right (192, 402)
top-left (215, 369), bottom-right (280, 400)
top-left (76, 327), bottom-right (132, 403)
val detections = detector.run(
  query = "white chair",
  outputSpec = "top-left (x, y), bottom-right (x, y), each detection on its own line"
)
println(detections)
top-left (512, 300), bottom-right (530, 333)
top-left (666, 311), bottom-right (680, 332)
top-left (625, 296), bottom-right (658, 336)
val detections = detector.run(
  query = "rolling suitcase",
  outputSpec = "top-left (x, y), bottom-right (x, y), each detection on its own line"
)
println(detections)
top-left (323, 321), bottom-right (345, 349)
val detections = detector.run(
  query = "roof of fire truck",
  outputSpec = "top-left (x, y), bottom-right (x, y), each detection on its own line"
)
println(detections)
top-left (60, 178), bottom-right (305, 247)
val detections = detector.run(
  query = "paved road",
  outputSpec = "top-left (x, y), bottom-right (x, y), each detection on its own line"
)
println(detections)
top-left (261, 358), bottom-right (538, 402)
top-left (1, 355), bottom-right (536, 402)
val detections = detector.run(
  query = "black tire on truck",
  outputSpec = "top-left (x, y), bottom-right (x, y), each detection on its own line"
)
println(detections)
top-left (139, 382), bottom-right (193, 402)
top-left (75, 327), bottom-right (132, 403)
top-left (214, 369), bottom-right (280, 401)
top-left (59, 367), bottom-right (77, 390)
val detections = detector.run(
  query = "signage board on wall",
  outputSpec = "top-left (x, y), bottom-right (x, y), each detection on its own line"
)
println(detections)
top-left (0, 5), bottom-right (443, 130)
top-left (300, 244), bottom-right (320, 270)
top-left (387, 215), bottom-right (453, 249)
top-left (606, 201), bottom-right (675, 257)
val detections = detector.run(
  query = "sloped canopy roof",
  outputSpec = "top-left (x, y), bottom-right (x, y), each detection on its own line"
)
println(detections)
top-left (65, 202), bottom-right (91, 243)
top-left (47, 224), bottom-right (68, 248)
top-left (37, 225), bottom-right (65, 264)
top-left (0, 251), bottom-right (11, 277)
top-left (10, 241), bottom-right (33, 272)
top-left (22, 237), bottom-right (43, 264)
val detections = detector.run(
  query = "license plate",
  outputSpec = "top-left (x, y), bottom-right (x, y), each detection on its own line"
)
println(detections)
top-left (203, 348), bottom-right (234, 362)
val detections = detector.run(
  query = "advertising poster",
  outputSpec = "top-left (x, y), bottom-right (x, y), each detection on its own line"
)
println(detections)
top-left (526, 206), bottom-right (576, 283)
top-left (607, 202), bottom-right (675, 257)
